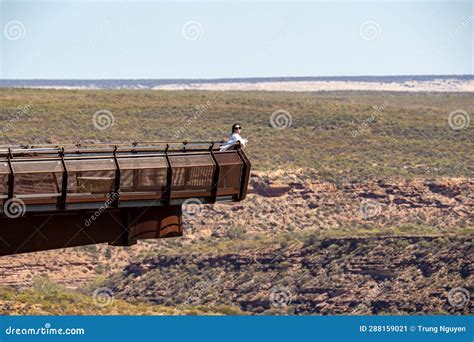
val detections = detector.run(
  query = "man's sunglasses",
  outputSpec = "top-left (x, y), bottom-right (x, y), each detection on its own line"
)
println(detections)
top-left (235, 126), bottom-right (241, 129)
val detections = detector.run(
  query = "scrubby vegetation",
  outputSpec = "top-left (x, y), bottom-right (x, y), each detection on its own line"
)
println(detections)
top-left (4, 230), bottom-right (470, 315)
top-left (0, 276), bottom-right (243, 315)
top-left (0, 89), bottom-right (472, 180)
top-left (0, 89), bottom-right (472, 315)
top-left (102, 232), bottom-right (472, 315)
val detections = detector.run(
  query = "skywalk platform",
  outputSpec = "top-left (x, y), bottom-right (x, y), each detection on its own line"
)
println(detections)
top-left (0, 141), bottom-right (251, 255)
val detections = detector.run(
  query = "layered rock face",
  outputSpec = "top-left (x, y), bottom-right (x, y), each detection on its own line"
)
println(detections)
top-left (0, 171), bottom-right (471, 315)
top-left (185, 170), bottom-right (473, 239)
top-left (109, 236), bottom-right (472, 315)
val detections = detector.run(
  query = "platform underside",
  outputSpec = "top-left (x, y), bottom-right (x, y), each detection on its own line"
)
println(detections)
top-left (0, 205), bottom-right (182, 256)
top-left (0, 142), bottom-right (251, 256)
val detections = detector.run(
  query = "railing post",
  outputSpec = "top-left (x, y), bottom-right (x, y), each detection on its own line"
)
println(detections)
top-left (209, 143), bottom-right (220, 204)
top-left (112, 146), bottom-right (121, 208)
top-left (235, 143), bottom-right (251, 201)
top-left (163, 144), bottom-right (173, 205)
top-left (58, 148), bottom-right (68, 210)
top-left (6, 148), bottom-right (14, 199)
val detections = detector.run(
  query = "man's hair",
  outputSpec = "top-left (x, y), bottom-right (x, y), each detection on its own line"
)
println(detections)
top-left (232, 123), bottom-right (241, 133)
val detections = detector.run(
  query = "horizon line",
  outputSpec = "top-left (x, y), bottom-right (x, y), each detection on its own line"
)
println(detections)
top-left (1, 74), bottom-right (473, 82)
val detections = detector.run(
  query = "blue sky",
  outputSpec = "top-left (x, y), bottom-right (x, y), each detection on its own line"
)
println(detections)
top-left (0, 0), bottom-right (472, 79)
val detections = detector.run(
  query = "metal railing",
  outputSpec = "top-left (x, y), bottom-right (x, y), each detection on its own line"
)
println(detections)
top-left (0, 141), bottom-right (251, 212)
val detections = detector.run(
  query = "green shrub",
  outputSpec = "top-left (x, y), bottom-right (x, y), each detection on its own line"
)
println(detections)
top-left (227, 226), bottom-right (247, 240)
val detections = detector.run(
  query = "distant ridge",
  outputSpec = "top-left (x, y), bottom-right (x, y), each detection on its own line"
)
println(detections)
top-left (0, 75), bottom-right (473, 89)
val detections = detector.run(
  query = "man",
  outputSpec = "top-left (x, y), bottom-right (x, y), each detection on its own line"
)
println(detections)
top-left (220, 123), bottom-right (248, 151)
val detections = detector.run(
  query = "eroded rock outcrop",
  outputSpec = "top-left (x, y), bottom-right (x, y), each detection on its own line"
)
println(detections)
top-left (108, 236), bottom-right (472, 315)
top-left (0, 172), bottom-right (472, 293)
